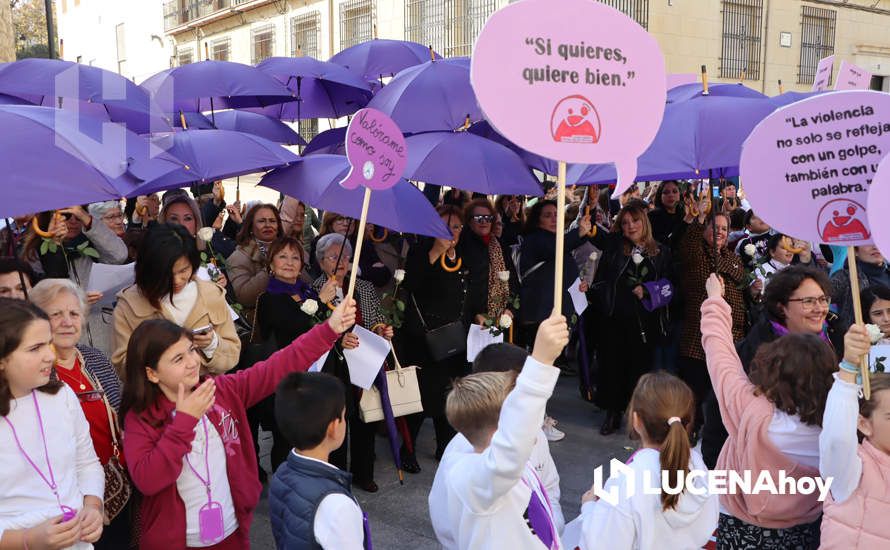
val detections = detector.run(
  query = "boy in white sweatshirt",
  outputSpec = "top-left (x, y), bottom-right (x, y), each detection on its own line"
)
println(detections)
top-left (429, 343), bottom-right (565, 549)
top-left (441, 315), bottom-right (569, 550)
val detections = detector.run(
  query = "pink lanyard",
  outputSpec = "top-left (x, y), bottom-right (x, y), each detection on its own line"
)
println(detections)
top-left (3, 391), bottom-right (76, 520)
top-left (185, 416), bottom-right (214, 504)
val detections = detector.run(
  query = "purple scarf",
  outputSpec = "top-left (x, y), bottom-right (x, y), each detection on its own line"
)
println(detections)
top-left (266, 277), bottom-right (318, 301)
top-left (769, 320), bottom-right (831, 344)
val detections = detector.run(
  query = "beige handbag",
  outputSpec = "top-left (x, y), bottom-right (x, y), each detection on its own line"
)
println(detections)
top-left (359, 343), bottom-right (424, 423)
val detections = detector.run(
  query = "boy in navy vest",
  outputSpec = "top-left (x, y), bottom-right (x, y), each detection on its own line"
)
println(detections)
top-left (270, 372), bottom-right (369, 549)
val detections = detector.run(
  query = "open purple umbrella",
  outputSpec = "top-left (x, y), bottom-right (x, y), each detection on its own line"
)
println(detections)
top-left (567, 96), bottom-right (776, 185)
top-left (260, 154), bottom-right (451, 239)
top-left (0, 58), bottom-right (170, 134)
top-left (469, 120), bottom-right (561, 176)
top-left (367, 58), bottom-right (481, 134)
top-left (768, 90), bottom-right (826, 109)
top-left (667, 82), bottom-right (767, 103)
top-left (140, 60), bottom-right (295, 116)
top-left (130, 129), bottom-right (299, 196)
top-left (0, 105), bottom-right (185, 217)
top-left (210, 110), bottom-right (306, 146)
top-left (329, 39), bottom-right (441, 86)
top-left (251, 56), bottom-right (373, 121)
top-left (405, 131), bottom-right (543, 196)
top-left (302, 127), bottom-right (347, 156)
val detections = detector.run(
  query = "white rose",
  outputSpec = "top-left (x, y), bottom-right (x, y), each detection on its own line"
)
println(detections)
top-left (744, 243), bottom-right (757, 257)
top-left (866, 323), bottom-right (884, 344)
top-left (300, 299), bottom-right (319, 316)
top-left (632, 252), bottom-right (644, 265)
top-left (499, 313), bottom-right (513, 329)
top-left (589, 250), bottom-right (600, 261)
top-left (498, 270), bottom-right (510, 282)
top-left (197, 227), bottom-right (215, 242)
top-left (393, 269), bottom-right (406, 283)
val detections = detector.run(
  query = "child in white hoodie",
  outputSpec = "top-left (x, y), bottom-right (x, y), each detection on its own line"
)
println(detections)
top-left (429, 343), bottom-right (565, 549)
top-left (579, 371), bottom-right (718, 550)
top-left (442, 314), bottom-right (569, 550)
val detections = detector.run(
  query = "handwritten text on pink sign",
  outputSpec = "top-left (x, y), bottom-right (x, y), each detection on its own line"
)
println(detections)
top-left (340, 108), bottom-right (407, 191)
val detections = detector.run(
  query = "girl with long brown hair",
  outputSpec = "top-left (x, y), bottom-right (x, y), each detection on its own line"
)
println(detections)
top-left (579, 371), bottom-right (718, 549)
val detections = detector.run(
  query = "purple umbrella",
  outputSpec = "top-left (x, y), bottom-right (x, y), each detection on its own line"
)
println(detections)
top-left (173, 111), bottom-right (215, 130)
top-left (329, 39), bottom-right (441, 86)
top-left (303, 127), bottom-right (347, 156)
top-left (367, 58), bottom-right (482, 134)
top-left (0, 58), bottom-right (170, 134)
top-left (373, 363), bottom-right (403, 484)
top-left (0, 105), bottom-right (185, 218)
top-left (260, 154), bottom-right (451, 239)
top-left (140, 60), bottom-right (295, 115)
top-left (404, 132), bottom-right (543, 196)
top-left (667, 82), bottom-right (767, 103)
top-left (251, 56), bottom-right (373, 121)
top-left (567, 96), bottom-right (776, 185)
top-left (210, 110), bottom-right (306, 146)
top-left (469, 121), bottom-right (561, 176)
top-left (130, 129), bottom-right (299, 196)
top-left (768, 90), bottom-right (826, 109)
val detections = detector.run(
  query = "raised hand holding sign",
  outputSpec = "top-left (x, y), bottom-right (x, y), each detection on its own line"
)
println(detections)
top-left (340, 108), bottom-right (407, 301)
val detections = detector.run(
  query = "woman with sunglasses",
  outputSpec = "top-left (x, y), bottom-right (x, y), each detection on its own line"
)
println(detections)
top-left (699, 265), bottom-right (845, 469)
top-left (458, 198), bottom-right (517, 333)
top-left (0, 298), bottom-right (105, 550)
top-left (29, 278), bottom-right (132, 549)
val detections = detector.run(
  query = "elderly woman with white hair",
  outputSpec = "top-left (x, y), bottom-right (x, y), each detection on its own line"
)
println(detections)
top-left (29, 278), bottom-right (133, 550)
top-left (311, 233), bottom-right (393, 493)
top-left (88, 200), bottom-right (138, 261)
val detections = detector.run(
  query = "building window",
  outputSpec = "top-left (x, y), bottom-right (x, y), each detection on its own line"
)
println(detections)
top-left (177, 47), bottom-right (194, 66)
top-left (211, 38), bottom-right (231, 61)
top-left (115, 23), bottom-right (127, 76)
top-left (719, 0), bottom-right (763, 81)
top-left (291, 12), bottom-right (321, 57)
top-left (597, 0), bottom-right (649, 29)
top-left (405, 0), bottom-right (495, 58)
top-left (298, 119), bottom-right (319, 143)
top-left (340, 0), bottom-right (375, 51)
top-left (252, 24), bottom-right (276, 65)
top-left (799, 6), bottom-right (836, 85)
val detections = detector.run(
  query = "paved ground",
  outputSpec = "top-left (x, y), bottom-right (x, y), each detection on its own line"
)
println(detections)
top-left (249, 372), bottom-right (635, 549)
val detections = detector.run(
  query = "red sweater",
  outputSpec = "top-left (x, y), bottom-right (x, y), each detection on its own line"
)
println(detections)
top-left (123, 322), bottom-right (340, 549)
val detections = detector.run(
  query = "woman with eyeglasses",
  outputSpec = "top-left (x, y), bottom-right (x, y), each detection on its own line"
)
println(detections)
top-left (29, 278), bottom-right (133, 549)
top-left (312, 233), bottom-right (391, 493)
top-left (23, 206), bottom-right (130, 357)
top-left (88, 201), bottom-right (138, 263)
top-left (0, 298), bottom-right (105, 550)
top-left (700, 265), bottom-right (845, 469)
top-left (308, 212), bottom-right (392, 288)
top-left (458, 198), bottom-right (517, 333)
top-left (227, 203), bottom-right (283, 323)
top-left (399, 205), bottom-right (468, 470)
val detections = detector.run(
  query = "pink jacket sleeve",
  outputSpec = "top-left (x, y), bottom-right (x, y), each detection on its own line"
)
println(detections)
top-left (700, 296), bottom-right (758, 437)
top-left (220, 321), bottom-right (341, 409)
top-left (123, 410), bottom-right (199, 496)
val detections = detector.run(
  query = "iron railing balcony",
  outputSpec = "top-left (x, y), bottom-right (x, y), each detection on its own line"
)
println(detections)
top-left (163, 0), bottom-right (268, 33)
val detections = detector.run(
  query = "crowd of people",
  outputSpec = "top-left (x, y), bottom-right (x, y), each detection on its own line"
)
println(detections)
top-left (1, 176), bottom-right (889, 549)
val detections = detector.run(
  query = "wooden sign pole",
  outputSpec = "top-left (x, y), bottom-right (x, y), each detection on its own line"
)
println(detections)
top-left (846, 246), bottom-right (871, 399)
top-left (553, 161), bottom-right (567, 315)
top-left (346, 187), bottom-right (373, 302)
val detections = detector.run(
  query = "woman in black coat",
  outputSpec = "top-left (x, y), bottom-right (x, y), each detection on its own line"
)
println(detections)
top-left (588, 201), bottom-right (674, 435)
top-left (517, 199), bottom-right (592, 345)
top-left (398, 205), bottom-right (469, 470)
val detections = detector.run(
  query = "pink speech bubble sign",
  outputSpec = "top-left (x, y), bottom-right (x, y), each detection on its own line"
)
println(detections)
top-left (868, 155), bottom-right (890, 256)
top-left (812, 56), bottom-right (835, 92)
top-left (470, 0), bottom-right (665, 195)
top-left (340, 108), bottom-right (407, 191)
top-left (835, 61), bottom-right (872, 91)
top-left (740, 90), bottom-right (890, 246)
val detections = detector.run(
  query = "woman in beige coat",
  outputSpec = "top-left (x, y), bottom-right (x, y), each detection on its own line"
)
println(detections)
top-left (227, 203), bottom-right (283, 323)
top-left (111, 223), bottom-right (239, 374)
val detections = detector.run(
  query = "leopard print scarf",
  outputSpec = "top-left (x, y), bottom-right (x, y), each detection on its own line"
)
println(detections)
top-left (486, 237), bottom-right (510, 318)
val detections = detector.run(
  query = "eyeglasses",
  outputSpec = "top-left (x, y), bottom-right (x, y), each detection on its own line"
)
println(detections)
top-left (76, 389), bottom-right (105, 402)
top-left (449, 223), bottom-right (464, 232)
top-left (324, 254), bottom-right (352, 263)
top-left (102, 213), bottom-right (125, 222)
top-left (472, 214), bottom-right (495, 224)
top-left (787, 296), bottom-right (831, 310)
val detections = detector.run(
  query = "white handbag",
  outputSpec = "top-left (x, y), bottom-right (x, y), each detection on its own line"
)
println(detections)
top-left (359, 343), bottom-right (424, 423)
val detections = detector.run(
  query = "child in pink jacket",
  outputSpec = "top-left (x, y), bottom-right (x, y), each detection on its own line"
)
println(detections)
top-left (819, 324), bottom-right (890, 548)
top-left (701, 274), bottom-right (835, 549)
top-left (120, 299), bottom-right (355, 549)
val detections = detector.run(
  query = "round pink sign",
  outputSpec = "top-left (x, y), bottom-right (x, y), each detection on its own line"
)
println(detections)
top-left (741, 90), bottom-right (890, 246)
top-left (470, 0), bottom-right (666, 191)
top-left (340, 108), bottom-right (407, 191)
